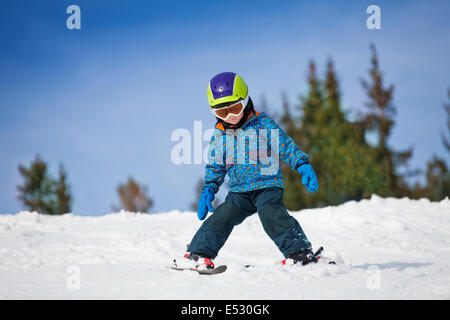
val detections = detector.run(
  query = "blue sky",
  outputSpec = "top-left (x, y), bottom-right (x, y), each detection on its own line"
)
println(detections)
top-left (1, 0), bottom-right (449, 215)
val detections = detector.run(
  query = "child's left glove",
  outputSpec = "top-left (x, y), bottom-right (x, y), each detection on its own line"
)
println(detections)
top-left (297, 162), bottom-right (319, 193)
top-left (197, 187), bottom-right (215, 220)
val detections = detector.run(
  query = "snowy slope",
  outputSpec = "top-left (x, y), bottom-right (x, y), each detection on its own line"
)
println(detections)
top-left (0, 195), bottom-right (449, 300)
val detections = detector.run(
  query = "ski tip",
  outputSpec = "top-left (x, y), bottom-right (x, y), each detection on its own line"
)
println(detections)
top-left (197, 265), bottom-right (227, 275)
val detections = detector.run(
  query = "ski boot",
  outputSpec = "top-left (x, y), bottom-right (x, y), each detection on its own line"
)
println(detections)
top-left (282, 247), bottom-right (324, 266)
top-left (173, 252), bottom-right (215, 271)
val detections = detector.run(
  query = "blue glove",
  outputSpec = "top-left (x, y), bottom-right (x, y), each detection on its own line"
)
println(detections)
top-left (297, 163), bottom-right (318, 193)
top-left (197, 187), bottom-right (215, 220)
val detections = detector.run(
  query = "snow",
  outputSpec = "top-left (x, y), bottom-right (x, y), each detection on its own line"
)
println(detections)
top-left (0, 195), bottom-right (449, 299)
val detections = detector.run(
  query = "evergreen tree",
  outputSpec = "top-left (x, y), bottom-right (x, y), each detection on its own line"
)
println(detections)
top-left (427, 89), bottom-right (450, 200)
top-left (360, 43), bottom-right (413, 197)
top-left (280, 58), bottom-right (385, 209)
top-left (18, 155), bottom-right (56, 214)
top-left (412, 155), bottom-right (450, 201)
top-left (299, 61), bottom-right (332, 207)
top-left (413, 90), bottom-right (450, 200)
top-left (323, 59), bottom-right (346, 125)
top-left (299, 61), bottom-right (325, 154)
top-left (424, 156), bottom-right (450, 201)
top-left (280, 92), bottom-right (306, 210)
top-left (279, 62), bottom-right (325, 209)
top-left (55, 164), bottom-right (72, 214)
top-left (442, 88), bottom-right (450, 153)
top-left (318, 59), bottom-right (350, 205)
top-left (321, 59), bottom-right (383, 204)
top-left (17, 155), bottom-right (72, 215)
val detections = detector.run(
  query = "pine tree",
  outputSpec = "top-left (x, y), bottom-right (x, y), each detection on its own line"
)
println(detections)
top-left (300, 61), bottom-right (325, 154)
top-left (279, 62), bottom-right (323, 209)
top-left (413, 90), bottom-right (450, 200)
top-left (280, 61), bottom-right (330, 209)
top-left (323, 59), bottom-right (346, 125)
top-left (327, 59), bottom-right (385, 201)
top-left (55, 165), bottom-right (72, 214)
top-left (319, 59), bottom-right (349, 204)
top-left (426, 89), bottom-right (450, 200)
top-left (18, 155), bottom-right (56, 214)
top-left (360, 43), bottom-right (413, 197)
top-left (280, 92), bottom-right (306, 210)
top-left (280, 58), bottom-right (386, 209)
top-left (442, 88), bottom-right (450, 153)
top-left (17, 155), bottom-right (72, 215)
top-left (425, 156), bottom-right (450, 201)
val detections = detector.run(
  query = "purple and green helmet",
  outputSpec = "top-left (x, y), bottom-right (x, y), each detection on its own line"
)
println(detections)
top-left (207, 72), bottom-right (248, 108)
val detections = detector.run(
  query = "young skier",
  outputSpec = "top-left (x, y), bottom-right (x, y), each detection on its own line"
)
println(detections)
top-left (174, 72), bottom-right (319, 270)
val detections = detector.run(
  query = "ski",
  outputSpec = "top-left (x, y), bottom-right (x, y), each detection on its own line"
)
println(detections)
top-left (168, 247), bottom-right (335, 273)
top-left (244, 247), bottom-right (336, 268)
top-left (278, 246), bottom-right (336, 266)
top-left (168, 265), bottom-right (227, 275)
top-left (314, 246), bottom-right (336, 265)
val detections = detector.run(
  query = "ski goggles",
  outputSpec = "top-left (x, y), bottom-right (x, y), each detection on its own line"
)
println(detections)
top-left (211, 95), bottom-right (249, 121)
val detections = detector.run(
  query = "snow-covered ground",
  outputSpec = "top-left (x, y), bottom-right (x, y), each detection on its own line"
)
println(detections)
top-left (0, 195), bottom-right (449, 299)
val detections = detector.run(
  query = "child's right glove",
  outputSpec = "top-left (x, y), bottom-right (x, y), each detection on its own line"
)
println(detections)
top-left (197, 187), bottom-right (215, 220)
top-left (297, 162), bottom-right (319, 193)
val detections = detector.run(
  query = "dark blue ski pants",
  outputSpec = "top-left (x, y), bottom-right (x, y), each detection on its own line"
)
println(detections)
top-left (188, 187), bottom-right (311, 259)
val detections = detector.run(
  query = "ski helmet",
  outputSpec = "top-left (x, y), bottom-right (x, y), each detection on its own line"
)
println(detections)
top-left (207, 72), bottom-right (248, 108)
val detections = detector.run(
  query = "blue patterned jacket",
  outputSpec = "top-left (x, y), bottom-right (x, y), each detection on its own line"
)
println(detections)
top-left (203, 111), bottom-right (310, 193)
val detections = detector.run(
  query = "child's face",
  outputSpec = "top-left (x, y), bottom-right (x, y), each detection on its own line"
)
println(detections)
top-left (223, 112), bottom-right (244, 125)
